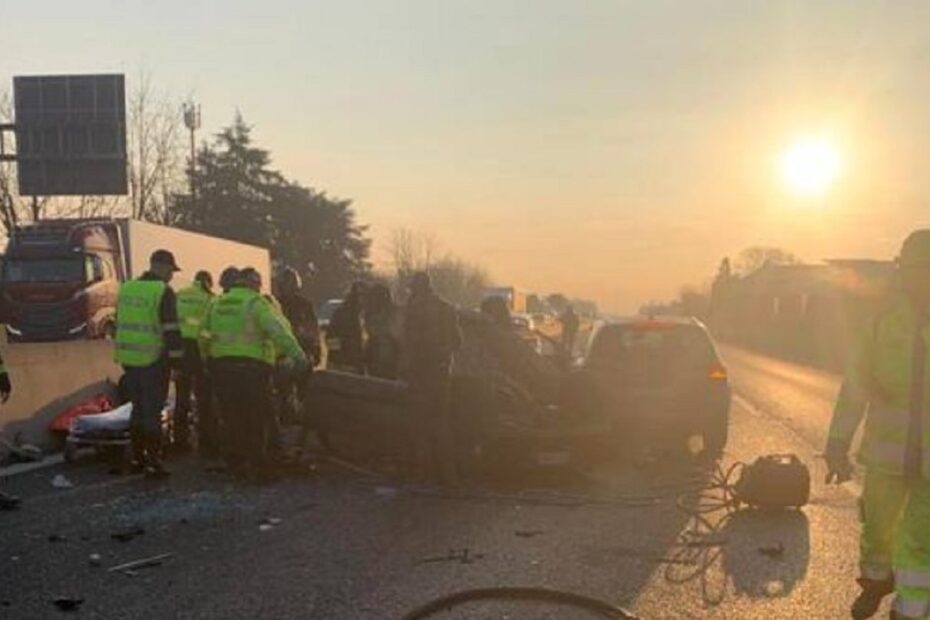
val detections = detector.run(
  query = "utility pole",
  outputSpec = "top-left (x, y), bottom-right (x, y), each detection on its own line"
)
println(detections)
top-left (182, 102), bottom-right (201, 211)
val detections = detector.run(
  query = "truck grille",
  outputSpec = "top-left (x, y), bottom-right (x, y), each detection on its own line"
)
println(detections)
top-left (9, 301), bottom-right (81, 340)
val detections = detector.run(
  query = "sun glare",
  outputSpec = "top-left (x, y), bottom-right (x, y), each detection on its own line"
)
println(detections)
top-left (779, 137), bottom-right (841, 197)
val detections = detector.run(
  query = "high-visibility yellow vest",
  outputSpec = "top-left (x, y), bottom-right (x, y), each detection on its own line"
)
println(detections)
top-left (830, 296), bottom-right (930, 477)
top-left (206, 287), bottom-right (268, 363)
top-left (115, 279), bottom-right (167, 367)
top-left (177, 285), bottom-right (213, 340)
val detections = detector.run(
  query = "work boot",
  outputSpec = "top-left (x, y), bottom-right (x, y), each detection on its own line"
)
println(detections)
top-left (130, 427), bottom-right (146, 468)
top-left (0, 491), bottom-right (21, 510)
top-left (143, 437), bottom-right (170, 479)
top-left (852, 577), bottom-right (895, 619)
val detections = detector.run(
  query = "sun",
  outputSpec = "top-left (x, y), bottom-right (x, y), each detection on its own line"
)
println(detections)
top-left (779, 137), bottom-right (842, 197)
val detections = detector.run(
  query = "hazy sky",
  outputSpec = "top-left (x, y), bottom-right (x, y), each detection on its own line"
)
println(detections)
top-left (3, 1), bottom-right (930, 312)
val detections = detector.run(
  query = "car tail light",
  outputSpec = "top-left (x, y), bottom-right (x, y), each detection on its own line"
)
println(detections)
top-left (708, 364), bottom-right (728, 381)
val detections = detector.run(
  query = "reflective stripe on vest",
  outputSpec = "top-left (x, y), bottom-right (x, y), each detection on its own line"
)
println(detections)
top-left (894, 596), bottom-right (930, 619)
top-left (896, 568), bottom-right (930, 589)
top-left (115, 279), bottom-right (166, 367)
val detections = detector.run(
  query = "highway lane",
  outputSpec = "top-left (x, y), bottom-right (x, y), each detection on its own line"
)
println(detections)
top-left (719, 345), bottom-right (843, 453)
top-left (0, 346), bottom-right (872, 619)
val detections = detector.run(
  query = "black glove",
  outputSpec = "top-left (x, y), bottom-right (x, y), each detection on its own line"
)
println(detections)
top-left (824, 441), bottom-right (854, 484)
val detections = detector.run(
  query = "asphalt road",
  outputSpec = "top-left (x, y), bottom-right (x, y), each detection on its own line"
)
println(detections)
top-left (0, 346), bottom-right (874, 619)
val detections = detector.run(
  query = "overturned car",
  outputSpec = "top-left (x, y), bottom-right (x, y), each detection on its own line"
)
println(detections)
top-left (309, 310), bottom-right (609, 474)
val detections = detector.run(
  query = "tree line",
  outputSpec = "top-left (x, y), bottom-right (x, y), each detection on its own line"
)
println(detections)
top-left (639, 246), bottom-right (800, 319)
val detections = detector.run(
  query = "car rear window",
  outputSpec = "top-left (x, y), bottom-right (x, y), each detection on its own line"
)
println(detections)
top-left (587, 323), bottom-right (716, 366)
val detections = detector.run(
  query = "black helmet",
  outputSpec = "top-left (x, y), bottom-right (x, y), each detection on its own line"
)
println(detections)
top-left (219, 267), bottom-right (241, 292)
top-left (240, 267), bottom-right (263, 291)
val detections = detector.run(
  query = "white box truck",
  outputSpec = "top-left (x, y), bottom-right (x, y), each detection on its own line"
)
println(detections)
top-left (1, 218), bottom-right (270, 342)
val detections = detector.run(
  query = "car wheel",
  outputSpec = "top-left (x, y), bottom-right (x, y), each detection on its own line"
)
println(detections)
top-left (702, 409), bottom-right (729, 459)
top-left (64, 443), bottom-right (79, 464)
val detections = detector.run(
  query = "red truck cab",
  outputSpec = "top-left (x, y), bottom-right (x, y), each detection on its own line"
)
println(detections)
top-left (1, 220), bottom-right (124, 342)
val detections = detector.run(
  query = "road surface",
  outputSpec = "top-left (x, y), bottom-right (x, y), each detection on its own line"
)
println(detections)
top-left (0, 346), bottom-right (874, 619)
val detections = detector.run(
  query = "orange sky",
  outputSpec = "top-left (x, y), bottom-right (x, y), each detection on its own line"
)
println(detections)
top-left (4, 2), bottom-right (930, 311)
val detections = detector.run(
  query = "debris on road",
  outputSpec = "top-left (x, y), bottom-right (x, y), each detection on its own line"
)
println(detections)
top-left (88, 553), bottom-right (102, 567)
top-left (419, 548), bottom-right (484, 565)
top-left (47, 533), bottom-right (68, 543)
top-left (514, 529), bottom-right (545, 538)
top-left (52, 596), bottom-right (84, 612)
top-left (258, 517), bottom-right (282, 531)
top-left (51, 474), bottom-right (75, 489)
top-left (108, 552), bottom-right (175, 574)
top-left (757, 542), bottom-right (785, 559)
top-left (111, 526), bottom-right (145, 542)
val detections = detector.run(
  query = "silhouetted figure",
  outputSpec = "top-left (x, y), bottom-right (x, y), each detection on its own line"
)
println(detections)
top-left (480, 295), bottom-right (511, 328)
top-left (328, 282), bottom-right (366, 372)
top-left (364, 283), bottom-right (400, 379)
top-left (560, 305), bottom-right (580, 355)
top-left (403, 272), bottom-right (462, 484)
top-left (275, 267), bottom-right (323, 446)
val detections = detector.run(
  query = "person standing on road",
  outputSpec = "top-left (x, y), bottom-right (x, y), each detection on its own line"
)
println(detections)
top-left (826, 229), bottom-right (930, 620)
top-left (402, 271), bottom-right (462, 485)
top-left (364, 283), bottom-right (401, 379)
top-left (115, 249), bottom-right (184, 478)
top-left (328, 282), bottom-right (366, 373)
top-left (275, 267), bottom-right (323, 447)
top-left (173, 270), bottom-right (216, 455)
top-left (0, 353), bottom-right (17, 510)
top-left (205, 266), bottom-right (308, 480)
top-left (560, 305), bottom-right (580, 357)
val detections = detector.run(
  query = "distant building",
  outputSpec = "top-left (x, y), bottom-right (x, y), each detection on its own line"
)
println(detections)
top-left (710, 259), bottom-right (895, 369)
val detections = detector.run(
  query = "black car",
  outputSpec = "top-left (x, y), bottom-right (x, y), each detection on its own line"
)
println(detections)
top-left (582, 316), bottom-right (731, 457)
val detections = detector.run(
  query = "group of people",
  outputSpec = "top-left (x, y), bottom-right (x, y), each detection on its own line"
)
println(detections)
top-left (324, 281), bottom-right (402, 379)
top-left (116, 250), bottom-right (465, 485)
top-left (114, 250), bottom-right (314, 480)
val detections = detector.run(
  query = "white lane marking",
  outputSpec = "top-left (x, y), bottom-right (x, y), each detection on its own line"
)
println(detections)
top-left (731, 391), bottom-right (863, 498)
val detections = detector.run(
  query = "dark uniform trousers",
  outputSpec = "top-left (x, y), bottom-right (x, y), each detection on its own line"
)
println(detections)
top-left (174, 339), bottom-right (215, 451)
top-left (123, 362), bottom-right (170, 462)
top-left (212, 358), bottom-right (273, 471)
top-left (408, 363), bottom-right (456, 484)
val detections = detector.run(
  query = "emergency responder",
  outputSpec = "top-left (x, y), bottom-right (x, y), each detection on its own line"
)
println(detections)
top-left (114, 249), bottom-right (184, 477)
top-left (205, 266), bottom-right (307, 480)
top-left (402, 271), bottom-right (462, 484)
top-left (173, 270), bottom-right (215, 455)
top-left (0, 352), bottom-right (17, 510)
top-left (826, 229), bottom-right (930, 620)
top-left (275, 267), bottom-right (322, 446)
top-left (328, 281), bottom-right (366, 372)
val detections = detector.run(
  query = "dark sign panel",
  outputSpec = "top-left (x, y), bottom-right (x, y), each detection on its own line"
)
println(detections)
top-left (13, 74), bottom-right (127, 196)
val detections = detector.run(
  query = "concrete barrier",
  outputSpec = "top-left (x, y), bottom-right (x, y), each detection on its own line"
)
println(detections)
top-left (0, 338), bottom-right (120, 450)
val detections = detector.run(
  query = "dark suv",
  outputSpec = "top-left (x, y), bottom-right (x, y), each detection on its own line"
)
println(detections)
top-left (582, 317), bottom-right (731, 457)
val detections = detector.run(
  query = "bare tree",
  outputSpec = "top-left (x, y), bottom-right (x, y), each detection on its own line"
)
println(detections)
top-left (127, 70), bottom-right (186, 224)
top-left (387, 227), bottom-right (437, 276)
top-left (385, 227), bottom-right (491, 307)
top-left (0, 71), bottom-right (185, 232)
top-left (735, 246), bottom-right (800, 276)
